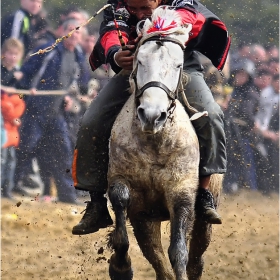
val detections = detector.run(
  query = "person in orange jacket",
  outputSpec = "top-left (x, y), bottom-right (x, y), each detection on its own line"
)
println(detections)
top-left (1, 92), bottom-right (26, 199)
top-left (1, 38), bottom-right (25, 199)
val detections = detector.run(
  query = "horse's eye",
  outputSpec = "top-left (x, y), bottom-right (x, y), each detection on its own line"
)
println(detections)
top-left (176, 64), bottom-right (183, 68)
top-left (138, 60), bottom-right (143, 66)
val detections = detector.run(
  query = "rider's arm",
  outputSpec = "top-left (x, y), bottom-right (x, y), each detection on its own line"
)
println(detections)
top-left (100, 30), bottom-right (129, 72)
top-left (89, 0), bottom-right (132, 73)
top-left (176, 9), bottom-right (203, 43)
top-left (172, 1), bottom-right (230, 70)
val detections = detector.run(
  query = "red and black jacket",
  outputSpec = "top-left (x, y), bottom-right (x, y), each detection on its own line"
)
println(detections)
top-left (89, 0), bottom-right (231, 73)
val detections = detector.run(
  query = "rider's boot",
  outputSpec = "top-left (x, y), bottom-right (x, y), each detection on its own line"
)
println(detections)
top-left (72, 191), bottom-right (113, 235)
top-left (196, 176), bottom-right (222, 224)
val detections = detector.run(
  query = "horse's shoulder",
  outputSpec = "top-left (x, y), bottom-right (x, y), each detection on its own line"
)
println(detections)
top-left (111, 95), bottom-right (134, 140)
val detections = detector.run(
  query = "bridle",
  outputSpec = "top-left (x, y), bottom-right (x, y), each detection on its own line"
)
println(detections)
top-left (131, 35), bottom-right (185, 104)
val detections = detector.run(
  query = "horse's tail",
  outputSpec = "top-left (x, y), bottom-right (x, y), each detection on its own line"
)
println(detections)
top-left (209, 174), bottom-right (223, 208)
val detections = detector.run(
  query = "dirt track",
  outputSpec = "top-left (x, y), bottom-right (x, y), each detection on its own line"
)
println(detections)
top-left (1, 190), bottom-right (279, 280)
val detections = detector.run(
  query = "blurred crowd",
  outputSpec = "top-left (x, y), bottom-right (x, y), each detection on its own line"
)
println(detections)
top-left (1, 0), bottom-right (279, 203)
top-left (204, 42), bottom-right (279, 195)
top-left (1, 0), bottom-right (114, 203)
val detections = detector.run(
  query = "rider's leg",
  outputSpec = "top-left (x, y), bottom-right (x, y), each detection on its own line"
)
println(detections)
top-left (72, 70), bottom-right (131, 235)
top-left (182, 67), bottom-right (226, 224)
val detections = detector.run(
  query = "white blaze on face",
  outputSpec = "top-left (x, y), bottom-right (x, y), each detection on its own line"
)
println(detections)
top-left (135, 40), bottom-right (184, 133)
top-left (137, 41), bottom-right (183, 106)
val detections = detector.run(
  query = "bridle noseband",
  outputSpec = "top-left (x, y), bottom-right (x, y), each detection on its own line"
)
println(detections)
top-left (131, 35), bottom-right (185, 102)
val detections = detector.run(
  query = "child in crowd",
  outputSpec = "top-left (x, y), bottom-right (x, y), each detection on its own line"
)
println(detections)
top-left (1, 38), bottom-right (24, 86)
top-left (1, 38), bottom-right (25, 199)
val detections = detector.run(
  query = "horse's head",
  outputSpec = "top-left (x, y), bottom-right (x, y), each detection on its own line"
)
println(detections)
top-left (130, 6), bottom-right (192, 134)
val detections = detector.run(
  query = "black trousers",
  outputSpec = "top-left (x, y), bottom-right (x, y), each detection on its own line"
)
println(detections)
top-left (73, 69), bottom-right (227, 192)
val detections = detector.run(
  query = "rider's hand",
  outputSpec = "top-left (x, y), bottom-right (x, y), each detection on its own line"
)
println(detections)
top-left (133, 34), bottom-right (143, 45)
top-left (127, 34), bottom-right (143, 46)
top-left (114, 45), bottom-right (135, 70)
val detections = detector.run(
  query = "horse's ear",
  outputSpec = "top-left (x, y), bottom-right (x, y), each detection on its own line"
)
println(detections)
top-left (183, 23), bottom-right (192, 34)
top-left (176, 23), bottom-right (193, 45)
top-left (136, 20), bottom-right (146, 36)
top-left (141, 18), bottom-right (153, 35)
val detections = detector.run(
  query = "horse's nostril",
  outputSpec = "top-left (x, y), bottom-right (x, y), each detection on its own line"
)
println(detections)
top-left (138, 107), bottom-right (168, 127)
top-left (156, 112), bottom-right (167, 124)
top-left (137, 107), bottom-right (146, 123)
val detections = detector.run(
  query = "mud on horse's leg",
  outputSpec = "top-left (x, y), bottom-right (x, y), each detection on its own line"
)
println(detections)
top-left (168, 197), bottom-right (194, 280)
top-left (108, 181), bottom-right (133, 280)
top-left (187, 220), bottom-right (212, 280)
top-left (131, 219), bottom-right (174, 280)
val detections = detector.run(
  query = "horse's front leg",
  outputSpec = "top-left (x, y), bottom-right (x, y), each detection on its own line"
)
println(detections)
top-left (131, 219), bottom-right (175, 280)
top-left (168, 194), bottom-right (194, 280)
top-left (108, 180), bottom-right (133, 280)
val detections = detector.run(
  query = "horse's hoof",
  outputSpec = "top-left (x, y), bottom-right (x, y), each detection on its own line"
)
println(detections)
top-left (109, 263), bottom-right (133, 280)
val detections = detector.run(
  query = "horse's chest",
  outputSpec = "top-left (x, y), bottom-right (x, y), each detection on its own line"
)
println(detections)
top-left (109, 142), bottom-right (184, 190)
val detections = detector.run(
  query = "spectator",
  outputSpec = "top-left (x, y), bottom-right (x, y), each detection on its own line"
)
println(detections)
top-left (18, 17), bottom-right (90, 198)
top-left (1, 38), bottom-right (25, 199)
top-left (254, 71), bottom-right (278, 194)
top-left (59, 6), bottom-right (85, 24)
top-left (1, 93), bottom-right (26, 200)
top-left (265, 44), bottom-right (279, 60)
top-left (254, 68), bottom-right (273, 95)
top-left (263, 75), bottom-right (279, 192)
top-left (1, 38), bottom-right (24, 87)
top-left (58, 21), bottom-right (91, 151)
top-left (255, 70), bottom-right (275, 135)
top-left (268, 57), bottom-right (279, 76)
top-left (249, 43), bottom-right (268, 68)
top-left (1, 0), bottom-right (43, 58)
top-left (15, 18), bottom-right (85, 204)
top-left (80, 29), bottom-right (114, 92)
top-left (32, 11), bottom-right (53, 48)
top-left (230, 42), bottom-right (252, 72)
top-left (58, 10), bottom-right (90, 92)
top-left (68, 8), bottom-right (90, 23)
top-left (81, 32), bottom-right (97, 57)
top-left (56, 6), bottom-right (88, 38)
top-left (224, 59), bottom-right (259, 193)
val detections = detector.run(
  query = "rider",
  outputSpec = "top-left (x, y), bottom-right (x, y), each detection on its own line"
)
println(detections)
top-left (72, 0), bottom-right (231, 235)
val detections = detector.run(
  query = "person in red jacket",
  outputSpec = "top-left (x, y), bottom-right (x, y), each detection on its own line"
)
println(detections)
top-left (1, 37), bottom-right (25, 199)
top-left (1, 93), bottom-right (25, 199)
top-left (72, 0), bottom-right (231, 235)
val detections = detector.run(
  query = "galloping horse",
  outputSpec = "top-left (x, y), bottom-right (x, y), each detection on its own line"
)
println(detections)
top-left (107, 6), bottom-right (222, 280)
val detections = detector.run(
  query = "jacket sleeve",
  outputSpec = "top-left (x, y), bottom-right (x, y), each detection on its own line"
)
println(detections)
top-left (176, 9), bottom-right (205, 43)
top-left (1, 15), bottom-right (13, 46)
top-left (19, 46), bottom-right (47, 89)
top-left (169, 0), bottom-right (231, 70)
top-left (89, 0), bottom-right (130, 73)
top-left (1, 95), bottom-right (25, 121)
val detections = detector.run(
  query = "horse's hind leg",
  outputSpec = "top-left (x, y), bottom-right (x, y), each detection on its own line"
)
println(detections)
top-left (108, 181), bottom-right (133, 280)
top-left (186, 220), bottom-right (212, 280)
top-left (130, 219), bottom-right (174, 280)
top-left (168, 196), bottom-right (194, 280)
top-left (187, 175), bottom-right (221, 279)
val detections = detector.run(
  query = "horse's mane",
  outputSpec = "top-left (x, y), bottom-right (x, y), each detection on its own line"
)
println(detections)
top-left (137, 6), bottom-right (191, 37)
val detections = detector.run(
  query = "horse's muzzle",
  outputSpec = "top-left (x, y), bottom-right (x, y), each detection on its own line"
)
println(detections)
top-left (137, 106), bottom-right (167, 134)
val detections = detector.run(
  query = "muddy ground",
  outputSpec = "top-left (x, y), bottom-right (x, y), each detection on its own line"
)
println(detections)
top-left (1, 190), bottom-right (279, 280)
